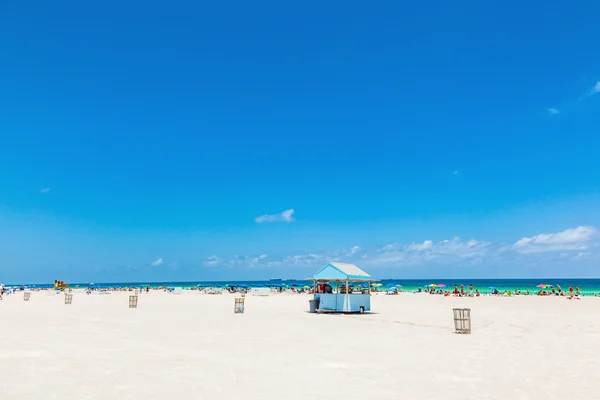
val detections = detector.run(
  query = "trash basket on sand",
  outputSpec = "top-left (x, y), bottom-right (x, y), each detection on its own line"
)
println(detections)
top-left (453, 308), bottom-right (471, 334)
top-left (234, 297), bottom-right (245, 314)
top-left (23, 292), bottom-right (31, 301)
top-left (64, 293), bottom-right (73, 305)
top-left (308, 299), bottom-right (317, 313)
top-left (129, 295), bottom-right (139, 308)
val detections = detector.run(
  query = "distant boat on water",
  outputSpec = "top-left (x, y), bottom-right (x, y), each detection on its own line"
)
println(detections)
top-left (269, 278), bottom-right (282, 282)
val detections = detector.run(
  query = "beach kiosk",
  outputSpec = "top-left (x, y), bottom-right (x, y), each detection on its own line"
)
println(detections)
top-left (311, 262), bottom-right (375, 313)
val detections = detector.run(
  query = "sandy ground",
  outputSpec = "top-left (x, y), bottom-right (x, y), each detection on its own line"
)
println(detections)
top-left (1, 290), bottom-right (599, 399)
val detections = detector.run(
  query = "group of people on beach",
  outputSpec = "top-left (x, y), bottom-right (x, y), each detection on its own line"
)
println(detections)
top-left (418, 283), bottom-right (585, 298)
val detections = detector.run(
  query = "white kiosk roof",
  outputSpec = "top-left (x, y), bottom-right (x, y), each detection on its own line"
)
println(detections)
top-left (312, 262), bottom-right (374, 281)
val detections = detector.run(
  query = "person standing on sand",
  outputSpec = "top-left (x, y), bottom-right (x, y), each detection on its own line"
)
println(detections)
top-left (469, 284), bottom-right (474, 296)
top-left (557, 284), bottom-right (562, 294)
top-left (460, 284), bottom-right (465, 296)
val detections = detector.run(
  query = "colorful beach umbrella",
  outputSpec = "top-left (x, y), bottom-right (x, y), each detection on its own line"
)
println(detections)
top-left (536, 284), bottom-right (552, 288)
top-left (437, 284), bottom-right (446, 288)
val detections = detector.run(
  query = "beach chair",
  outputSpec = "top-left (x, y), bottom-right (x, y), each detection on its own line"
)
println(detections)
top-left (23, 292), bottom-right (31, 301)
top-left (453, 308), bottom-right (471, 334)
top-left (234, 297), bottom-right (245, 314)
top-left (129, 295), bottom-right (139, 308)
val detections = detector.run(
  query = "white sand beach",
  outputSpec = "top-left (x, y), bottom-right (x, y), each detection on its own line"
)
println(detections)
top-left (1, 291), bottom-right (599, 399)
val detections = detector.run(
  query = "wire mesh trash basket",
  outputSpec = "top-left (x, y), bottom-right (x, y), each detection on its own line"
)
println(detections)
top-left (64, 294), bottom-right (73, 305)
top-left (23, 292), bottom-right (31, 301)
top-left (129, 295), bottom-right (139, 308)
top-left (234, 297), bottom-right (245, 314)
top-left (453, 308), bottom-right (471, 334)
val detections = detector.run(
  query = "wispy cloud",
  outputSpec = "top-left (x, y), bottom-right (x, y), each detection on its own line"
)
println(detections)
top-left (207, 225), bottom-right (599, 270)
top-left (513, 226), bottom-right (598, 254)
top-left (406, 240), bottom-right (433, 251)
top-left (579, 81), bottom-right (600, 99)
top-left (452, 170), bottom-right (460, 176)
top-left (151, 258), bottom-right (164, 266)
top-left (255, 209), bottom-right (295, 223)
top-left (547, 107), bottom-right (559, 115)
top-left (203, 255), bottom-right (221, 267)
top-left (40, 187), bottom-right (50, 194)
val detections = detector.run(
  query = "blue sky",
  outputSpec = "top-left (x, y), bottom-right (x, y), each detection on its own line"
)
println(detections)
top-left (1, 0), bottom-right (599, 283)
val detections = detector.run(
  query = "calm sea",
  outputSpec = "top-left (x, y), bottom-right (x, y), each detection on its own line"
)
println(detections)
top-left (14, 278), bottom-right (600, 295)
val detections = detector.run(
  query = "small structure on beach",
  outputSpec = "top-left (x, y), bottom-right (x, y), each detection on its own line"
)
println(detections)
top-left (453, 308), bottom-right (471, 334)
top-left (234, 297), bottom-right (245, 313)
top-left (251, 287), bottom-right (270, 296)
top-left (311, 262), bottom-right (376, 313)
top-left (54, 280), bottom-right (68, 291)
top-left (129, 294), bottom-right (139, 308)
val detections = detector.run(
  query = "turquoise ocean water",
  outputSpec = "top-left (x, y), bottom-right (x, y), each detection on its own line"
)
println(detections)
top-left (15, 278), bottom-right (600, 295)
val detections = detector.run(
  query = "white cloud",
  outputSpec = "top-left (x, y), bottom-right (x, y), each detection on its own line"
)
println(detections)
top-left (593, 82), bottom-right (600, 94)
top-left (283, 253), bottom-right (325, 265)
top-left (40, 187), bottom-right (50, 194)
top-left (251, 254), bottom-right (269, 264)
top-left (255, 209), bottom-right (295, 223)
top-left (407, 240), bottom-right (433, 251)
top-left (513, 226), bottom-right (598, 254)
top-left (452, 170), bottom-right (460, 176)
top-left (151, 258), bottom-right (164, 266)
top-left (203, 255), bottom-right (221, 267)
top-left (203, 225), bottom-right (599, 272)
top-left (547, 107), bottom-right (559, 115)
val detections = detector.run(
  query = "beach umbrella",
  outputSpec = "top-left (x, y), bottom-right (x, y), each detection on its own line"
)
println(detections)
top-left (396, 284), bottom-right (403, 288)
top-left (536, 284), bottom-right (552, 288)
top-left (372, 283), bottom-right (382, 287)
top-left (489, 286), bottom-right (496, 290)
top-left (437, 284), bottom-right (446, 288)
